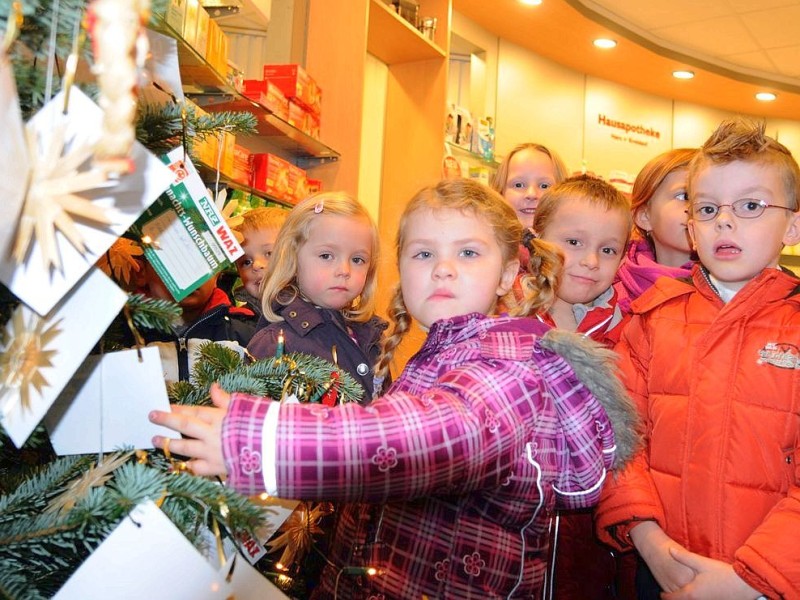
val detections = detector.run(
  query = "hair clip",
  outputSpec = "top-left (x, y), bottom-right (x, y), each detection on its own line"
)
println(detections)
top-left (314, 201), bottom-right (324, 214)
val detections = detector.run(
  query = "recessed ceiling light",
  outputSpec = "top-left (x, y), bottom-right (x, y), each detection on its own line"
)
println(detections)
top-left (672, 70), bottom-right (694, 80)
top-left (593, 38), bottom-right (617, 49)
top-left (520, 0), bottom-right (542, 5)
top-left (755, 92), bottom-right (777, 102)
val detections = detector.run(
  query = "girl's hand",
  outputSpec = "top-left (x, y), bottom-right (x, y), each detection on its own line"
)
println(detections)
top-left (662, 547), bottom-right (762, 600)
top-left (149, 383), bottom-right (232, 477)
top-left (629, 521), bottom-right (695, 592)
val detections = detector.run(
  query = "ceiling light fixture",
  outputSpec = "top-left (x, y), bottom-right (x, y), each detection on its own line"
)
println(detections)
top-left (672, 70), bottom-right (694, 80)
top-left (520, 0), bottom-right (543, 5)
top-left (593, 38), bottom-right (617, 49)
top-left (755, 92), bottom-right (777, 102)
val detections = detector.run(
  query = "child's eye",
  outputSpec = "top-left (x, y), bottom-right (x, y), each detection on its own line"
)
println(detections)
top-left (565, 239), bottom-right (581, 246)
top-left (601, 247), bottom-right (619, 256)
top-left (319, 252), bottom-right (333, 260)
top-left (460, 249), bottom-right (478, 258)
top-left (675, 191), bottom-right (688, 201)
top-left (512, 181), bottom-right (526, 190)
top-left (539, 182), bottom-right (552, 190)
top-left (412, 250), bottom-right (432, 259)
top-left (238, 258), bottom-right (253, 268)
top-left (352, 256), bottom-right (368, 265)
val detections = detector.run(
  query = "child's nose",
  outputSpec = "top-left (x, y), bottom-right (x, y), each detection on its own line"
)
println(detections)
top-left (581, 252), bottom-right (600, 268)
top-left (433, 258), bottom-right (455, 278)
top-left (714, 208), bottom-right (736, 229)
top-left (336, 260), bottom-right (351, 277)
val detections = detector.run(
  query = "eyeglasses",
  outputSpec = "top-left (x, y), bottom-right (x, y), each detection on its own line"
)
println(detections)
top-left (689, 199), bottom-right (796, 222)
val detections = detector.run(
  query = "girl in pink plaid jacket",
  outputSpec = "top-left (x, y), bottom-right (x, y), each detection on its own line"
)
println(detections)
top-left (151, 179), bottom-right (639, 599)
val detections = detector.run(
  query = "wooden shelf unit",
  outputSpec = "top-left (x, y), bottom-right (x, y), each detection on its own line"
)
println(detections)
top-left (306, 0), bottom-right (452, 367)
top-left (367, 0), bottom-right (446, 64)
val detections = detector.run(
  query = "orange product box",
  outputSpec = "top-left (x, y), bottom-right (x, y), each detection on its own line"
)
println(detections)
top-left (305, 110), bottom-right (320, 140)
top-left (262, 64), bottom-right (321, 116)
top-left (287, 163), bottom-right (308, 204)
top-left (231, 145), bottom-right (251, 186)
top-left (165, 0), bottom-right (187, 33)
top-left (217, 29), bottom-right (229, 75)
top-left (306, 178), bottom-right (323, 195)
top-left (219, 131), bottom-right (236, 177)
top-left (194, 6), bottom-right (209, 57)
top-left (250, 153), bottom-right (291, 200)
top-left (182, 0), bottom-right (199, 49)
top-left (205, 17), bottom-right (218, 68)
top-left (242, 80), bottom-right (289, 121)
top-left (242, 79), bottom-right (268, 95)
top-left (287, 100), bottom-right (306, 132)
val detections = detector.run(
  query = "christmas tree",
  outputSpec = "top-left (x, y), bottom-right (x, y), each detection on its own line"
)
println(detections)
top-left (0, 2), bottom-right (349, 597)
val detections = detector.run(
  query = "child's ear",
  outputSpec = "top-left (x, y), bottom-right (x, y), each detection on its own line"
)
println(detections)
top-left (496, 259), bottom-right (520, 297)
top-left (782, 210), bottom-right (800, 247)
top-left (633, 207), bottom-right (651, 234)
top-left (687, 219), bottom-right (697, 249)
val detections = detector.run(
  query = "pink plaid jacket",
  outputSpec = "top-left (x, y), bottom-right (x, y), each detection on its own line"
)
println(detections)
top-left (223, 313), bottom-right (623, 599)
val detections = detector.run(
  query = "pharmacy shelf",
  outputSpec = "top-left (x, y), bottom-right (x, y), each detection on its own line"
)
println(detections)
top-left (367, 0), bottom-right (446, 64)
top-left (191, 96), bottom-right (339, 168)
top-left (150, 13), bottom-right (340, 166)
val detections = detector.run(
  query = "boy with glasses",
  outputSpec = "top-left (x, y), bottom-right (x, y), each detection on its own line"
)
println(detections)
top-left (595, 118), bottom-right (800, 599)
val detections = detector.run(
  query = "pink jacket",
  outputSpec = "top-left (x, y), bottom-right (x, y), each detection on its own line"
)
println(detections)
top-left (222, 313), bottom-right (638, 599)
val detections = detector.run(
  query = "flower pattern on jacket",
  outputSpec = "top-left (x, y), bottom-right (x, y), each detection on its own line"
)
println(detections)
top-left (371, 445), bottom-right (398, 472)
top-left (484, 407), bottom-right (500, 433)
top-left (463, 551), bottom-right (485, 577)
top-left (434, 558), bottom-right (450, 581)
top-left (240, 447), bottom-right (262, 475)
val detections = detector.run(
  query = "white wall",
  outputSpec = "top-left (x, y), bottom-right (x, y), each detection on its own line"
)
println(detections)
top-left (495, 39), bottom-right (584, 171)
top-left (358, 53), bottom-right (388, 222)
top-left (453, 12), bottom-right (800, 179)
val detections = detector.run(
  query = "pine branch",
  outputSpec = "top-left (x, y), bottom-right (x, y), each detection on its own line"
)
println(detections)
top-left (126, 293), bottom-right (182, 332)
top-left (0, 455), bottom-right (92, 521)
top-left (136, 102), bottom-right (257, 158)
top-left (4, 0), bottom-right (93, 118)
top-left (0, 453), bottom-right (267, 599)
top-left (191, 341), bottom-right (244, 386)
top-left (0, 569), bottom-right (49, 600)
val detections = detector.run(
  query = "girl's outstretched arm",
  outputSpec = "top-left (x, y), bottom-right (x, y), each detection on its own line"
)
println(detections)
top-left (149, 383), bottom-right (231, 477)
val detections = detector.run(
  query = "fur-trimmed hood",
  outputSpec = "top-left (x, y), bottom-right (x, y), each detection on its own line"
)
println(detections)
top-left (540, 328), bottom-right (641, 469)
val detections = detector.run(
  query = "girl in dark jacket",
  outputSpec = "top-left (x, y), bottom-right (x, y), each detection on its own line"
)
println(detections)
top-left (247, 191), bottom-right (387, 403)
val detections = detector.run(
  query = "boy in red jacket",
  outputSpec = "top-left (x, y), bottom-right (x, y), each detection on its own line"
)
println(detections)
top-left (596, 119), bottom-right (800, 599)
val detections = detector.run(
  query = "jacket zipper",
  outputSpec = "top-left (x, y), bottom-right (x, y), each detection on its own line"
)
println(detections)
top-left (176, 307), bottom-right (224, 381)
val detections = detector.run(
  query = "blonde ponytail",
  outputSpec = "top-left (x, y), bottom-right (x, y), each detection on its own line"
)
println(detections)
top-left (511, 238), bottom-right (563, 317)
top-left (374, 284), bottom-right (410, 382)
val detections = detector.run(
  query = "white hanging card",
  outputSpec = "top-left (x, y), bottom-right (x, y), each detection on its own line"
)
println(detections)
top-left (0, 55), bottom-right (27, 271)
top-left (0, 268), bottom-right (127, 448)
top-left (44, 347), bottom-right (173, 455)
top-left (144, 29), bottom-right (185, 102)
top-left (53, 500), bottom-right (230, 600)
top-left (220, 554), bottom-right (291, 599)
top-left (129, 148), bottom-right (243, 301)
top-left (0, 87), bottom-right (173, 317)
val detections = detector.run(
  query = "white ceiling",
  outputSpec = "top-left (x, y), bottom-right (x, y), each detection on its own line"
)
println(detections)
top-left (577, 0), bottom-right (800, 89)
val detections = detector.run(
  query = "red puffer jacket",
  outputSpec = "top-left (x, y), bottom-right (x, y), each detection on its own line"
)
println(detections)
top-left (596, 266), bottom-right (800, 599)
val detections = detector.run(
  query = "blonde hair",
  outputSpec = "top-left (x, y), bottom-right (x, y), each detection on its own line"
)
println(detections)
top-left (236, 206), bottom-right (288, 237)
top-left (689, 118), bottom-right (800, 210)
top-left (534, 174), bottom-right (633, 244)
top-left (374, 178), bottom-right (562, 381)
top-left (491, 143), bottom-right (568, 194)
top-left (631, 148), bottom-right (697, 239)
top-left (260, 192), bottom-right (380, 323)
